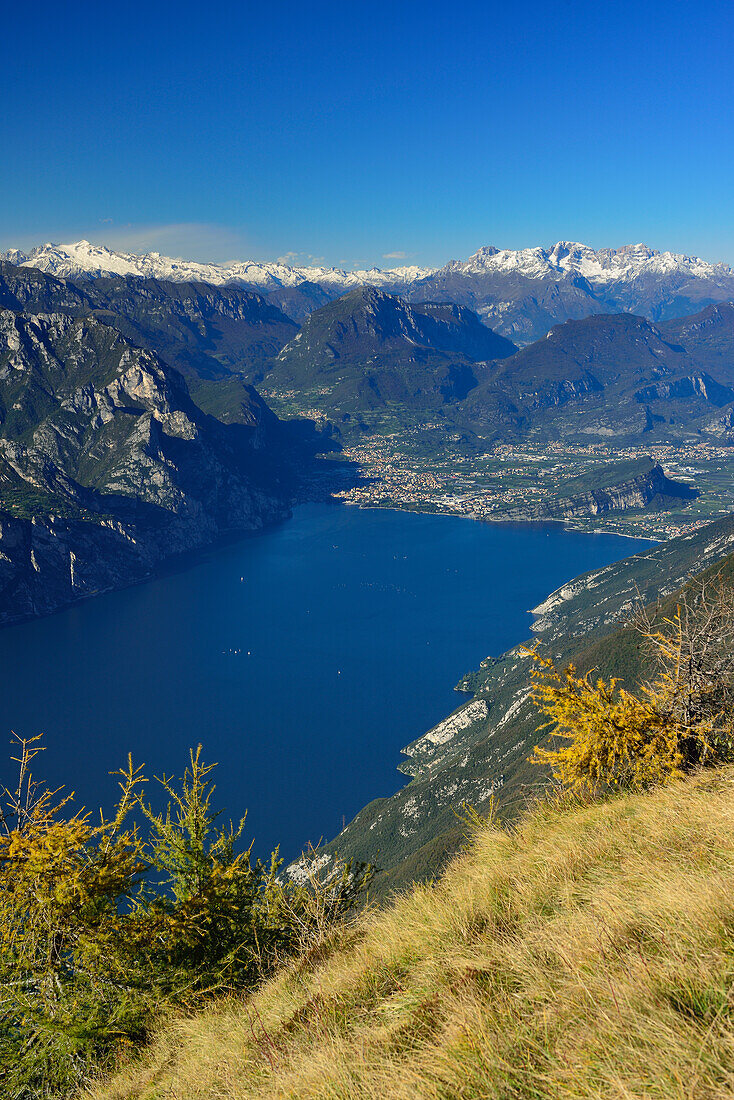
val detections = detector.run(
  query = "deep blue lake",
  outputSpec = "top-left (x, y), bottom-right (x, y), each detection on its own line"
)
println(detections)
top-left (0, 505), bottom-right (651, 859)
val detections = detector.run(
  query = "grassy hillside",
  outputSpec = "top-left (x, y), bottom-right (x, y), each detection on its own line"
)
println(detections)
top-left (91, 767), bottom-right (734, 1099)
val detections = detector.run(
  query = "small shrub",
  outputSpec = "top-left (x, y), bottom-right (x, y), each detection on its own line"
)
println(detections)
top-left (0, 739), bottom-right (370, 1098)
top-left (530, 577), bottom-right (734, 793)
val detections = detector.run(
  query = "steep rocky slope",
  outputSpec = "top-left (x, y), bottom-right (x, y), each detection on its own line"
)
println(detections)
top-left (460, 312), bottom-right (734, 443)
top-left (0, 309), bottom-right (292, 625)
top-left (407, 241), bottom-right (734, 341)
top-left (265, 287), bottom-right (516, 421)
top-left (494, 457), bottom-right (696, 521)
top-left (307, 512), bottom-right (734, 888)
top-left (0, 260), bottom-right (93, 314)
top-left (0, 261), bottom-right (299, 426)
top-left (83, 276), bottom-right (298, 386)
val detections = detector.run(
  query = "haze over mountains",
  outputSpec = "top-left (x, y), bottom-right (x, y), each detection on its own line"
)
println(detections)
top-left (7, 238), bottom-right (734, 342)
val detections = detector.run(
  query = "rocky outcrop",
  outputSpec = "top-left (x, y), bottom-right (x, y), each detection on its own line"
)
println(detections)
top-left (301, 512), bottom-right (734, 886)
top-left (0, 308), bottom-right (292, 626)
top-left (267, 287), bottom-right (516, 419)
top-left (0, 511), bottom-right (154, 626)
top-left (493, 462), bottom-right (695, 523)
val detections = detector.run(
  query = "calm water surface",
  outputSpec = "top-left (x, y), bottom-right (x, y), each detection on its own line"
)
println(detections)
top-left (0, 505), bottom-right (652, 858)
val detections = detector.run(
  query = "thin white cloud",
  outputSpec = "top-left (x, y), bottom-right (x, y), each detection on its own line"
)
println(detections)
top-left (383, 250), bottom-right (409, 260)
top-left (275, 251), bottom-right (327, 268)
top-left (94, 223), bottom-right (256, 264)
top-left (1, 223), bottom-right (258, 265)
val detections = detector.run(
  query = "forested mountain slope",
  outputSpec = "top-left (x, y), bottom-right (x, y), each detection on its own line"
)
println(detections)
top-left (266, 286), bottom-right (516, 419)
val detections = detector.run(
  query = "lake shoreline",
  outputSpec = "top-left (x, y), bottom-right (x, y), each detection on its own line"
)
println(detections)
top-left (0, 504), bottom-right (653, 862)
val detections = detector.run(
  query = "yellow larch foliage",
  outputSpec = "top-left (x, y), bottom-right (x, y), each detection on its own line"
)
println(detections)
top-left (528, 603), bottom-right (734, 792)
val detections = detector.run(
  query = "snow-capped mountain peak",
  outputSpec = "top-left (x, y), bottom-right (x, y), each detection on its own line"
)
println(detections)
top-left (4, 239), bottom-right (733, 346)
top-left (441, 241), bottom-right (733, 284)
top-left (2, 240), bottom-right (434, 291)
top-left (5, 238), bottom-right (732, 293)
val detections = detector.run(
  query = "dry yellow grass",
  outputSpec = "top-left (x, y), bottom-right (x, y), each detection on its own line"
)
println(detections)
top-left (87, 768), bottom-right (734, 1099)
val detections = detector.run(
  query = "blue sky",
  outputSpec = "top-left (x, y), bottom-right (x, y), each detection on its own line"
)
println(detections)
top-left (2, 0), bottom-right (733, 268)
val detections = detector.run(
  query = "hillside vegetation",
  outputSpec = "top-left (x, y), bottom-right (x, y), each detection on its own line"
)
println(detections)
top-left (90, 766), bottom-right (734, 1100)
top-left (312, 519), bottom-right (734, 892)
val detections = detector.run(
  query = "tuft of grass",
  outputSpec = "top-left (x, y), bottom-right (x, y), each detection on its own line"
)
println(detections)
top-left (87, 768), bottom-right (734, 1099)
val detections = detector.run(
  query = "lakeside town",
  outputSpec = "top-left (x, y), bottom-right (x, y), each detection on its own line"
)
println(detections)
top-left (310, 433), bottom-right (734, 541)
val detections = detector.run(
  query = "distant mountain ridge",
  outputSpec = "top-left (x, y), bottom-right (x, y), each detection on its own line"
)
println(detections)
top-left (461, 310), bottom-right (734, 442)
top-left (7, 238), bottom-right (734, 341)
top-left (261, 289), bottom-right (734, 444)
top-left (408, 243), bottom-right (734, 342)
top-left (434, 241), bottom-right (733, 283)
top-left (3, 240), bottom-right (432, 292)
top-left (3, 251), bottom-right (734, 448)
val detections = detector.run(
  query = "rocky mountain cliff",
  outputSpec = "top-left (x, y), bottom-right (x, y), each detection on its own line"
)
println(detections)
top-left (407, 242), bottom-right (734, 342)
top-left (494, 458), bottom-right (696, 522)
top-left (0, 261), bottom-right (301, 427)
top-left (303, 511), bottom-right (734, 892)
top-left (659, 301), bottom-right (734, 380)
top-left (83, 276), bottom-right (298, 385)
top-left (0, 307), bottom-right (293, 625)
top-left (460, 312), bottom-right (734, 443)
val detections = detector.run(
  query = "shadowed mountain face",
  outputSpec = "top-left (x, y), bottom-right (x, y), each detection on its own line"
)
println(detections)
top-left (406, 266), bottom-right (608, 345)
top-left (0, 263), bottom-right (299, 383)
top-left (460, 312), bottom-right (734, 442)
top-left (264, 281), bottom-right (335, 323)
top-left (657, 303), bottom-right (734, 443)
top-left (265, 286), bottom-right (517, 417)
top-left (83, 276), bottom-right (298, 384)
top-left (659, 302), bottom-right (734, 380)
top-left (0, 308), bottom-right (290, 529)
top-left (0, 261), bottom-right (94, 314)
top-left (0, 294), bottom-right (298, 625)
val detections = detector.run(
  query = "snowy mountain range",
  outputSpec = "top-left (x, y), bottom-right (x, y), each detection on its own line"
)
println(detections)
top-left (440, 241), bottom-right (734, 283)
top-left (1, 240), bottom-right (432, 291)
top-left (5, 239), bottom-right (734, 343)
top-left (407, 242), bottom-right (734, 342)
